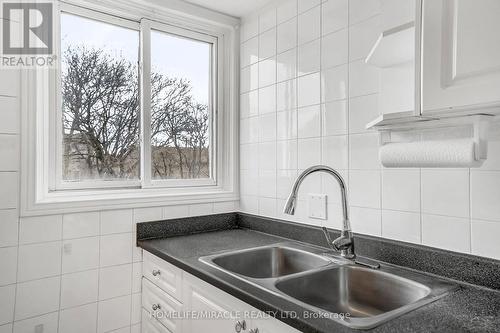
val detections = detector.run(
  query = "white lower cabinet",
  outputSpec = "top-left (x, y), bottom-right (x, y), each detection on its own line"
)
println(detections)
top-left (142, 251), bottom-right (300, 333)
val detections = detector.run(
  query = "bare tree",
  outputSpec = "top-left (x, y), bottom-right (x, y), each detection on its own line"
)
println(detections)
top-left (61, 46), bottom-right (210, 181)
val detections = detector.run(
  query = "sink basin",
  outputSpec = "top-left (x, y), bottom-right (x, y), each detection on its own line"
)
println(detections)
top-left (275, 265), bottom-right (456, 329)
top-left (201, 245), bottom-right (330, 279)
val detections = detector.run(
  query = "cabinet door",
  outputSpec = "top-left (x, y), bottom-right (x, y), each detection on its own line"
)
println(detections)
top-left (183, 274), bottom-right (247, 333)
top-left (422, 0), bottom-right (500, 113)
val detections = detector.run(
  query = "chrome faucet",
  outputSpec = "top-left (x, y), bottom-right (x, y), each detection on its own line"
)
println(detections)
top-left (283, 165), bottom-right (356, 259)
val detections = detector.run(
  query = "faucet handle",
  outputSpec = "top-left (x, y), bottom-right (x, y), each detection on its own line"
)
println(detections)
top-left (332, 235), bottom-right (353, 251)
top-left (322, 227), bottom-right (336, 251)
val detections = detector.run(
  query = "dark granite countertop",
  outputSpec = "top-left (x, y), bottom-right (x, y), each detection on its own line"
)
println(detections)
top-left (137, 214), bottom-right (500, 333)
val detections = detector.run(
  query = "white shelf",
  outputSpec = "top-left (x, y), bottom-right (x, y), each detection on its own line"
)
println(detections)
top-left (365, 21), bottom-right (415, 68)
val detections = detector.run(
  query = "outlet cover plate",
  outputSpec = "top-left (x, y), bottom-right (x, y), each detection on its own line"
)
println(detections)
top-left (308, 194), bottom-right (327, 220)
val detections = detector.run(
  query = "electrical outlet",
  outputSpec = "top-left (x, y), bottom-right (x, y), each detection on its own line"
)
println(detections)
top-left (308, 194), bottom-right (327, 220)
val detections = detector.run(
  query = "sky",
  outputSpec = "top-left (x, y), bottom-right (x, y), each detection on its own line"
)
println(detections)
top-left (60, 13), bottom-right (210, 104)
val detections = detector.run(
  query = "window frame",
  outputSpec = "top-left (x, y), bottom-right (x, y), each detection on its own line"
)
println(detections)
top-left (53, 4), bottom-right (218, 190)
top-left (20, 0), bottom-right (239, 216)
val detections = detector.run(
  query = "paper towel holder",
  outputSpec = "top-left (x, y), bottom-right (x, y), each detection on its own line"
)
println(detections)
top-left (374, 114), bottom-right (494, 162)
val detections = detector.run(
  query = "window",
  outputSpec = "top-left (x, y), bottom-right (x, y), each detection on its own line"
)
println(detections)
top-left (56, 7), bottom-right (215, 189)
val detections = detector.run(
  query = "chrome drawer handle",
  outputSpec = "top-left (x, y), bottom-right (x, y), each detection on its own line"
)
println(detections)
top-left (152, 304), bottom-right (161, 311)
top-left (235, 320), bottom-right (246, 332)
top-left (152, 269), bottom-right (161, 276)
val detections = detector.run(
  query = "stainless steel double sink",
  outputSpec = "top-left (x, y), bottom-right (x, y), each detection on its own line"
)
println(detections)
top-left (199, 242), bottom-right (457, 330)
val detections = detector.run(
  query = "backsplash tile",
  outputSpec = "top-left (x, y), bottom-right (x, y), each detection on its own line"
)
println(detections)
top-left (239, 0), bottom-right (500, 260)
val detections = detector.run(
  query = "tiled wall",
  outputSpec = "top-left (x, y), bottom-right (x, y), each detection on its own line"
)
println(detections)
top-left (0, 69), bottom-right (238, 333)
top-left (239, 0), bottom-right (500, 260)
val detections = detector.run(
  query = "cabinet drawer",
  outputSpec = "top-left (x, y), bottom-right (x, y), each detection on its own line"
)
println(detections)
top-left (143, 251), bottom-right (183, 301)
top-left (143, 278), bottom-right (184, 333)
top-left (142, 309), bottom-right (172, 333)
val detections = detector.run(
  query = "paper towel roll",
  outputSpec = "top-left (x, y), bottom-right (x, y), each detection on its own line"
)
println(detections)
top-left (379, 139), bottom-right (484, 167)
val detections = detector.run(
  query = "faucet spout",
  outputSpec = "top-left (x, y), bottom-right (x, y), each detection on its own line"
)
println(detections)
top-left (284, 165), bottom-right (355, 259)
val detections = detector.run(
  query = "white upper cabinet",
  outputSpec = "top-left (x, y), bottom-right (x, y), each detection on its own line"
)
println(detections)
top-left (422, 0), bottom-right (500, 114)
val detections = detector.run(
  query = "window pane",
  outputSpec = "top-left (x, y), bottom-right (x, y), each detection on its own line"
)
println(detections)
top-left (150, 30), bottom-right (212, 180)
top-left (61, 13), bottom-right (140, 181)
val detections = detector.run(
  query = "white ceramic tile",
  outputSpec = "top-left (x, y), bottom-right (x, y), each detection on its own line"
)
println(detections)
top-left (349, 133), bottom-right (380, 169)
top-left (99, 264), bottom-right (132, 300)
top-left (349, 0), bottom-right (381, 25)
top-left (0, 285), bottom-right (15, 325)
top-left (13, 312), bottom-right (58, 333)
top-left (298, 39), bottom-right (320, 76)
top-left (240, 63), bottom-right (259, 93)
top-left (240, 90), bottom-right (259, 118)
top-left (240, 196), bottom-right (259, 214)
top-left (0, 172), bottom-right (17, 209)
top-left (19, 215), bottom-right (62, 245)
top-left (350, 207), bottom-right (382, 236)
top-left (277, 79), bottom-right (297, 112)
top-left (298, 6), bottom-right (320, 45)
top-left (470, 171), bottom-right (500, 222)
top-left (258, 170), bottom-right (277, 198)
top-left (471, 219), bottom-right (500, 260)
top-left (277, 0), bottom-right (297, 23)
top-left (479, 137), bottom-right (500, 170)
top-left (277, 49), bottom-right (297, 82)
top-left (60, 269), bottom-right (98, 309)
top-left (277, 170), bottom-right (298, 199)
top-left (321, 65), bottom-right (348, 102)
top-left (321, 169), bottom-right (348, 204)
top-left (0, 209), bottom-right (18, 247)
top-left (322, 135), bottom-right (348, 170)
top-left (258, 85), bottom-right (276, 114)
top-left (296, 170), bottom-right (322, 200)
top-left (277, 140), bottom-right (298, 170)
top-left (277, 109), bottom-right (297, 140)
top-left (259, 197), bottom-right (277, 217)
top-left (382, 169), bottom-right (420, 212)
top-left (0, 97), bottom-right (19, 135)
top-left (100, 209), bottom-right (133, 235)
top-left (349, 15), bottom-right (381, 61)
top-left (382, 210), bottom-right (421, 243)
top-left (59, 303), bottom-right (98, 333)
top-left (241, 169), bottom-right (259, 196)
top-left (100, 233), bottom-right (132, 267)
top-left (349, 170), bottom-right (381, 209)
top-left (241, 37), bottom-right (259, 68)
top-left (259, 8), bottom-right (276, 33)
top-left (297, 72), bottom-right (320, 107)
top-left (189, 203), bottom-right (214, 217)
top-left (0, 324), bottom-right (12, 333)
top-left (131, 293), bottom-right (141, 325)
top-left (421, 169), bottom-right (470, 218)
top-left (276, 18), bottom-right (297, 53)
top-left (259, 28), bottom-right (277, 60)
top-left (258, 142), bottom-right (277, 170)
top-left (240, 117), bottom-right (259, 144)
top-left (349, 94), bottom-right (379, 134)
top-left (299, 0), bottom-right (320, 13)
top-left (97, 295), bottom-right (131, 333)
top-left (131, 262), bottom-right (142, 294)
top-left (213, 201), bottom-right (237, 214)
top-left (240, 143), bottom-right (259, 170)
top-left (322, 99), bottom-right (348, 136)
top-left (349, 59), bottom-right (379, 97)
top-left (0, 70), bottom-right (20, 97)
top-left (297, 105), bottom-right (321, 138)
top-left (422, 214), bottom-right (471, 253)
top-left (321, 29), bottom-right (348, 69)
top-left (322, 0), bottom-right (348, 35)
top-left (15, 277), bottom-right (60, 320)
top-left (258, 57), bottom-right (276, 87)
top-left (0, 247), bottom-right (16, 286)
top-left (63, 212), bottom-right (100, 239)
top-left (241, 17), bottom-right (258, 42)
top-left (133, 207), bottom-right (162, 223)
top-left (298, 138), bottom-right (321, 169)
top-left (62, 236), bottom-right (99, 274)
top-left (258, 113), bottom-right (277, 142)
top-left (17, 242), bottom-right (61, 282)
top-left (0, 135), bottom-right (18, 171)
top-left (162, 205), bottom-right (189, 219)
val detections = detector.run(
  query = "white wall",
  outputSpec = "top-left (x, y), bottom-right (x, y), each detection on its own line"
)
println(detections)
top-left (0, 68), bottom-right (238, 333)
top-left (239, 0), bottom-right (500, 260)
